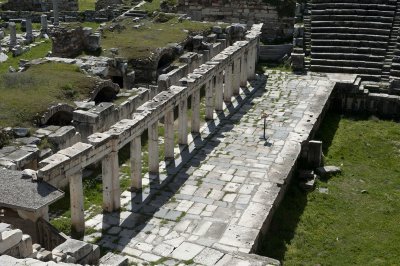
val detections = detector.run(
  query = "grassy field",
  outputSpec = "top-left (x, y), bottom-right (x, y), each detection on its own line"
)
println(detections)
top-left (78, 0), bottom-right (96, 10)
top-left (141, 0), bottom-right (178, 14)
top-left (0, 40), bottom-right (52, 74)
top-left (101, 17), bottom-right (214, 59)
top-left (260, 112), bottom-right (400, 265)
top-left (0, 62), bottom-right (97, 127)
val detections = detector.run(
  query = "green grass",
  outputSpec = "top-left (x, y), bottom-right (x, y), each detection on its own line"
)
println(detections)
top-left (78, 0), bottom-right (96, 10)
top-left (101, 17), bottom-right (214, 60)
top-left (141, 0), bottom-right (177, 14)
top-left (0, 62), bottom-right (97, 127)
top-left (260, 112), bottom-right (400, 265)
top-left (257, 62), bottom-right (292, 73)
top-left (142, 0), bottom-right (163, 14)
top-left (0, 40), bottom-right (52, 74)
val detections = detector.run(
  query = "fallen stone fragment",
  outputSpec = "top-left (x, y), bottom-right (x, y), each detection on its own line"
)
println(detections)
top-left (316, 166), bottom-right (341, 178)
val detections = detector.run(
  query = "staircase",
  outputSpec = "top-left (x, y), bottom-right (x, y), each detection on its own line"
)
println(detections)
top-left (309, 0), bottom-right (397, 81)
top-left (381, 0), bottom-right (400, 83)
top-left (303, 0), bottom-right (312, 56)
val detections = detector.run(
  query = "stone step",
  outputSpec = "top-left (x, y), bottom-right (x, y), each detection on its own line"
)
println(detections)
top-left (311, 52), bottom-right (385, 61)
top-left (311, 20), bottom-right (393, 29)
top-left (312, 8), bottom-right (395, 17)
top-left (311, 3), bottom-right (396, 12)
top-left (312, 14), bottom-right (394, 23)
top-left (310, 64), bottom-right (382, 75)
top-left (313, 0), bottom-right (396, 4)
top-left (311, 39), bottom-right (388, 48)
top-left (391, 56), bottom-right (400, 63)
top-left (311, 32), bottom-right (389, 42)
top-left (311, 26), bottom-right (390, 35)
top-left (311, 46), bottom-right (387, 55)
top-left (311, 58), bottom-right (384, 68)
top-left (390, 61), bottom-right (400, 68)
top-left (390, 68), bottom-right (400, 77)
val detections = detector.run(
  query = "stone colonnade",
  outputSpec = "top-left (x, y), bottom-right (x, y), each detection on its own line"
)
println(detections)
top-left (36, 24), bottom-right (262, 238)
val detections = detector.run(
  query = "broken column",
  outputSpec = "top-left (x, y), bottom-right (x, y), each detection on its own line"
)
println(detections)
top-left (25, 19), bottom-right (33, 43)
top-left (148, 121), bottom-right (159, 174)
top-left (9, 22), bottom-right (17, 48)
top-left (130, 136), bottom-right (142, 191)
top-left (41, 14), bottom-right (48, 34)
top-left (291, 52), bottom-right (305, 72)
top-left (69, 171), bottom-right (85, 239)
top-left (307, 140), bottom-right (323, 168)
top-left (52, 0), bottom-right (60, 26)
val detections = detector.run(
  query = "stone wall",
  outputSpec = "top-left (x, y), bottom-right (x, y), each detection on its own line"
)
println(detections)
top-left (332, 76), bottom-right (400, 118)
top-left (50, 26), bottom-right (100, 57)
top-left (0, 223), bottom-right (33, 259)
top-left (1, 0), bottom-right (78, 12)
top-left (259, 44), bottom-right (292, 62)
top-left (0, 8), bottom-right (123, 23)
top-left (177, 0), bottom-right (294, 42)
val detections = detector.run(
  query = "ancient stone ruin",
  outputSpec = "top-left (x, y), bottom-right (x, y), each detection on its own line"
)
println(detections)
top-left (0, 0), bottom-right (400, 265)
top-left (1, 0), bottom-right (78, 12)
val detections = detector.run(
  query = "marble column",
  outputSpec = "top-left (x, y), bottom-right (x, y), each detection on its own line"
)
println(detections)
top-left (215, 72), bottom-right (224, 111)
top-left (233, 58), bottom-right (241, 95)
top-left (52, 0), bottom-right (60, 26)
top-left (148, 121), bottom-right (159, 174)
top-left (25, 19), bottom-right (33, 43)
top-left (178, 98), bottom-right (188, 145)
top-left (205, 79), bottom-right (214, 120)
top-left (247, 46), bottom-right (255, 80)
top-left (240, 52), bottom-right (248, 87)
top-left (69, 171), bottom-right (85, 239)
top-left (41, 14), bottom-right (48, 33)
top-left (224, 63), bottom-right (233, 102)
top-left (9, 22), bottom-right (17, 48)
top-left (191, 89), bottom-right (201, 133)
top-left (102, 148), bottom-right (120, 212)
top-left (130, 136), bottom-right (142, 191)
top-left (164, 109), bottom-right (175, 159)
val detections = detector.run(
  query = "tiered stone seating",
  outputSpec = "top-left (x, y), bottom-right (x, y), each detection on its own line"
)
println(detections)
top-left (309, 0), bottom-right (397, 81)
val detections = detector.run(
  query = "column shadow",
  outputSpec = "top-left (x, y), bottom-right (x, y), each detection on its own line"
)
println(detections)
top-left (98, 74), bottom-right (269, 251)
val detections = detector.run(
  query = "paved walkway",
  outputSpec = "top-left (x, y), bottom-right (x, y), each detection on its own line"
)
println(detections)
top-left (85, 70), bottom-right (336, 265)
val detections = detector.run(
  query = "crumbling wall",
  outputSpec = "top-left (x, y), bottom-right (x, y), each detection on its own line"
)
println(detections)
top-left (1, 0), bottom-right (78, 12)
top-left (50, 26), bottom-right (100, 57)
top-left (177, 0), bottom-right (294, 42)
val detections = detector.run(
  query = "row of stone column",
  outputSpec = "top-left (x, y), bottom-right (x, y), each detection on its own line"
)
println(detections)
top-left (7, 15), bottom-right (49, 49)
top-left (68, 44), bottom-right (258, 238)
